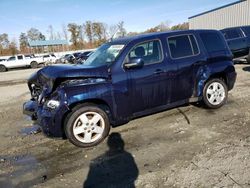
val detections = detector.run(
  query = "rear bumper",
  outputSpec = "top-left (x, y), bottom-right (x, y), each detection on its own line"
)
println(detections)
top-left (227, 71), bottom-right (237, 91)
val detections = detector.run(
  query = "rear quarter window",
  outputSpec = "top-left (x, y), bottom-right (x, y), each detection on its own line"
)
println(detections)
top-left (200, 32), bottom-right (227, 53)
top-left (167, 34), bottom-right (199, 59)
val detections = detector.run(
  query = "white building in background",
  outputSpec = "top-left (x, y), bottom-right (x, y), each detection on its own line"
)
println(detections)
top-left (189, 0), bottom-right (250, 30)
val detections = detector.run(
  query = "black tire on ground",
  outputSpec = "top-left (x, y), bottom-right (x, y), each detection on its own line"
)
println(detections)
top-left (0, 65), bottom-right (7, 72)
top-left (64, 104), bottom-right (111, 148)
top-left (30, 61), bottom-right (38, 68)
top-left (247, 50), bottom-right (250, 64)
top-left (203, 78), bottom-right (228, 109)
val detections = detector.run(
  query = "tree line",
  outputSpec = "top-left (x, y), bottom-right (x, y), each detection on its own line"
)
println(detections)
top-left (0, 21), bottom-right (188, 56)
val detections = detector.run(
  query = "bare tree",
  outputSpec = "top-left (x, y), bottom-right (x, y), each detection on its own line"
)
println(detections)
top-left (108, 24), bottom-right (118, 39)
top-left (47, 25), bottom-right (55, 40)
top-left (62, 24), bottom-right (68, 41)
top-left (92, 22), bottom-right (103, 41)
top-left (171, 22), bottom-right (189, 30)
top-left (27, 28), bottom-right (46, 41)
top-left (19, 32), bottom-right (28, 52)
top-left (102, 23), bottom-right (109, 40)
top-left (92, 22), bottom-right (107, 46)
top-left (0, 33), bottom-right (10, 49)
top-left (68, 23), bottom-right (80, 49)
top-left (56, 32), bottom-right (62, 40)
top-left (0, 33), bottom-right (10, 55)
top-left (157, 21), bottom-right (171, 31)
top-left (84, 21), bottom-right (93, 43)
top-left (116, 21), bottom-right (126, 38)
top-left (79, 25), bottom-right (85, 42)
top-left (9, 38), bottom-right (18, 55)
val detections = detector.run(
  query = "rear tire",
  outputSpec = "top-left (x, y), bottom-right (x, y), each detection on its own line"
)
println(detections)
top-left (247, 50), bottom-right (250, 64)
top-left (64, 104), bottom-right (110, 148)
top-left (30, 61), bottom-right (38, 68)
top-left (203, 78), bottom-right (228, 109)
top-left (0, 65), bottom-right (7, 72)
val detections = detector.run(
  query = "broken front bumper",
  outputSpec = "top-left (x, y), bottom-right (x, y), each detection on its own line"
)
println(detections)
top-left (23, 99), bottom-right (68, 138)
top-left (23, 100), bottom-right (38, 120)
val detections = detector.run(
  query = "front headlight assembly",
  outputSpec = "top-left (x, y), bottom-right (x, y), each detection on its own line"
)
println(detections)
top-left (46, 100), bottom-right (60, 109)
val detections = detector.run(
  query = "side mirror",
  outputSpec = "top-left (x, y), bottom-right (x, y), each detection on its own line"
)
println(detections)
top-left (124, 58), bottom-right (144, 69)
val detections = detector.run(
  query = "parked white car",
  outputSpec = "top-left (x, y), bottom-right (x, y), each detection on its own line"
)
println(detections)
top-left (0, 54), bottom-right (44, 72)
top-left (42, 54), bottom-right (57, 65)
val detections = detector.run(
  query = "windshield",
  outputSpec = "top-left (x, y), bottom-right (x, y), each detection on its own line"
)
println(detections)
top-left (84, 43), bottom-right (125, 66)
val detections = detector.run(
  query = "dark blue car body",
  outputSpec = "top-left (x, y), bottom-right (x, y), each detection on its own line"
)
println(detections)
top-left (23, 30), bottom-right (236, 138)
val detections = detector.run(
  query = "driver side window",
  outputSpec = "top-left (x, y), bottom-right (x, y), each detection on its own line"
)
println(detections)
top-left (8, 56), bottom-right (16, 61)
top-left (127, 40), bottom-right (163, 65)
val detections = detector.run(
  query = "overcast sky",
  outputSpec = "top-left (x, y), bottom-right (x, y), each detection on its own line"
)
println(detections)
top-left (0, 0), bottom-right (237, 40)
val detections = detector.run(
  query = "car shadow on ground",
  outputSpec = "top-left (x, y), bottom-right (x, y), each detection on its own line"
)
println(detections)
top-left (242, 66), bottom-right (250, 72)
top-left (83, 132), bottom-right (139, 188)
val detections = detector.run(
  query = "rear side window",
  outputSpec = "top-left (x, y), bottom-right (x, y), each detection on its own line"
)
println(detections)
top-left (222, 29), bottom-right (241, 39)
top-left (17, 55), bottom-right (23, 60)
top-left (200, 32), bottom-right (227, 53)
top-left (128, 40), bottom-right (163, 65)
top-left (167, 35), bottom-right (199, 59)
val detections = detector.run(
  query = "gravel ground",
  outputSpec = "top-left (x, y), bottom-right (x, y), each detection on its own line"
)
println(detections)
top-left (0, 64), bottom-right (250, 188)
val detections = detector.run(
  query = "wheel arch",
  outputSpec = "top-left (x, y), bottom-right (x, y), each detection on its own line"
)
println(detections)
top-left (30, 60), bottom-right (38, 64)
top-left (61, 98), bottom-right (114, 138)
top-left (196, 66), bottom-right (231, 98)
top-left (206, 72), bottom-right (228, 87)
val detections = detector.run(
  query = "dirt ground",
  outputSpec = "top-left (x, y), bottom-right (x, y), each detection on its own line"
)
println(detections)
top-left (0, 64), bottom-right (250, 188)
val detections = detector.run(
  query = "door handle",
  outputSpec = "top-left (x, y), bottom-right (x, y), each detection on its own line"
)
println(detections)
top-left (194, 60), bottom-right (206, 66)
top-left (154, 69), bottom-right (164, 74)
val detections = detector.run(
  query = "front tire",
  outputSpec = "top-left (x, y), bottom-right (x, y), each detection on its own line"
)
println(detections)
top-left (247, 50), bottom-right (250, 64)
top-left (0, 65), bottom-right (7, 72)
top-left (64, 104), bottom-right (110, 148)
top-left (203, 78), bottom-right (228, 109)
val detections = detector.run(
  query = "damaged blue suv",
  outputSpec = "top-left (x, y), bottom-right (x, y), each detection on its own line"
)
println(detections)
top-left (23, 30), bottom-right (236, 147)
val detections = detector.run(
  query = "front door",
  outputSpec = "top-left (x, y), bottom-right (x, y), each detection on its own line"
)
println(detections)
top-left (16, 55), bottom-right (26, 67)
top-left (6, 56), bottom-right (17, 68)
top-left (125, 39), bottom-right (172, 113)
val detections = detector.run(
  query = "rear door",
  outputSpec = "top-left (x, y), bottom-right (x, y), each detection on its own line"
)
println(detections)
top-left (17, 55), bottom-right (26, 67)
top-left (43, 55), bottom-right (50, 62)
top-left (221, 28), bottom-right (248, 58)
top-left (166, 34), bottom-right (204, 102)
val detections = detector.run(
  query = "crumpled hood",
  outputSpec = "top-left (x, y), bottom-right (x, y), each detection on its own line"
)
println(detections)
top-left (28, 64), bottom-right (110, 96)
top-left (38, 64), bottom-right (109, 80)
top-left (29, 64), bottom-right (109, 84)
